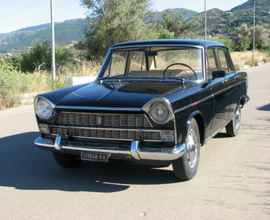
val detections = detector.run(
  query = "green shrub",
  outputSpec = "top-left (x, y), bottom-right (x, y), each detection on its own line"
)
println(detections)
top-left (233, 63), bottom-right (240, 71)
top-left (0, 70), bottom-right (24, 108)
top-left (21, 41), bottom-right (74, 73)
top-left (245, 59), bottom-right (259, 67)
top-left (263, 57), bottom-right (270, 63)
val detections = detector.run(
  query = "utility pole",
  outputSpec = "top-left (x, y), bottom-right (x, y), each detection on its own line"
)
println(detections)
top-left (252, 0), bottom-right (256, 61)
top-left (204, 0), bottom-right (207, 40)
top-left (50, 0), bottom-right (56, 82)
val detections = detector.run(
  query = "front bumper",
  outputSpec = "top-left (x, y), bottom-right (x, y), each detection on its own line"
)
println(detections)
top-left (34, 135), bottom-right (185, 161)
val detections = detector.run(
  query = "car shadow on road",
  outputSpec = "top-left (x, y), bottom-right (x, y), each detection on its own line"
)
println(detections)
top-left (257, 103), bottom-right (270, 111)
top-left (0, 132), bottom-right (179, 193)
top-left (213, 132), bottom-right (230, 139)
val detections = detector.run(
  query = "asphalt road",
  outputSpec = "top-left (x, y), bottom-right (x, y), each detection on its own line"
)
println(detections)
top-left (0, 63), bottom-right (269, 220)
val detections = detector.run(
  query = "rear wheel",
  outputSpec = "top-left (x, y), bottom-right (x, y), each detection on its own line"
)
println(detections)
top-left (226, 104), bottom-right (241, 137)
top-left (53, 152), bottom-right (82, 168)
top-left (173, 118), bottom-right (200, 180)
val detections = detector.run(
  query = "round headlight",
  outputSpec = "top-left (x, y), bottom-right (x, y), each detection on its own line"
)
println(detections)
top-left (36, 98), bottom-right (53, 119)
top-left (150, 102), bottom-right (170, 124)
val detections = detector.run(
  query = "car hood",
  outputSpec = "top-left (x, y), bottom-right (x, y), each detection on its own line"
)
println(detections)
top-left (53, 80), bottom-right (183, 108)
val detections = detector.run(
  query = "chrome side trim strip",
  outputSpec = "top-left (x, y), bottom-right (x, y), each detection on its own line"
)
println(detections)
top-left (174, 94), bottom-right (213, 114)
top-left (174, 81), bottom-right (244, 114)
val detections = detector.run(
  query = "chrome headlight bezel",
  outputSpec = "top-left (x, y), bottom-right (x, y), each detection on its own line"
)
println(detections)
top-left (34, 96), bottom-right (55, 120)
top-left (142, 98), bottom-right (174, 124)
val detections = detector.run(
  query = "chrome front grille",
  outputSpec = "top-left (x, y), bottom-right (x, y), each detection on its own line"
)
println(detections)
top-left (56, 112), bottom-right (152, 128)
top-left (51, 127), bottom-right (161, 141)
top-left (51, 112), bottom-right (161, 141)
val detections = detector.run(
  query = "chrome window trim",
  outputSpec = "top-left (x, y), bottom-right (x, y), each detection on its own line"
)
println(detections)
top-left (110, 44), bottom-right (204, 51)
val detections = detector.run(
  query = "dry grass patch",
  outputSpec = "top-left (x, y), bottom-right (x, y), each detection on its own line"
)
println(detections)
top-left (231, 51), bottom-right (269, 70)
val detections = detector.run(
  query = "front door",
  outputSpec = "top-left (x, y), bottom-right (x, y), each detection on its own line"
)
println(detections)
top-left (207, 48), bottom-right (231, 133)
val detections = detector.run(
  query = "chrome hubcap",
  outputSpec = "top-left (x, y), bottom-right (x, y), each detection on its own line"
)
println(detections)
top-left (235, 105), bottom-right (241, 131)
top-left (186, 129), bottom-right (198, 168)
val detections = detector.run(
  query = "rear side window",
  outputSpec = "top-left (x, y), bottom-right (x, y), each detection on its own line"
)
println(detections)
top-left (218, 49), bottom-right (230, 73)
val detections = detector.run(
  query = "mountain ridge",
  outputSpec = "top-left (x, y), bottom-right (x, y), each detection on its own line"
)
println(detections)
top-left (1, 0), bottom-right (269, 54)
top-left (0, 8), bottom-right (198, 53)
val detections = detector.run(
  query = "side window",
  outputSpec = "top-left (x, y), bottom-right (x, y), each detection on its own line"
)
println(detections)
top-left (218, 49), bottom-right (230, 73)
top-left (207, 49), bottom-right (218, 78)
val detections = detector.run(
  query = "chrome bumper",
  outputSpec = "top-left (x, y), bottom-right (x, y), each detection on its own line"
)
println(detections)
top-left (245, 95), bottom-right (250, 103)
top-left (34, 136), bottom-right (185, 161)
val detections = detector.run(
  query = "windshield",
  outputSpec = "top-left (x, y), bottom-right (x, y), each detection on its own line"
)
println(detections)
top-left (102, 46), bottom-right (203, 81)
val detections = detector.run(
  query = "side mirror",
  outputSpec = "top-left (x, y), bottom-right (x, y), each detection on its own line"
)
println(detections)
top-left (212, 70), bottom-right (226, 79)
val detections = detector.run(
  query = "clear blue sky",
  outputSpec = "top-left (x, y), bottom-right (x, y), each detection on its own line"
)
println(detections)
top-left (0, 0), bottom-right (248, 34)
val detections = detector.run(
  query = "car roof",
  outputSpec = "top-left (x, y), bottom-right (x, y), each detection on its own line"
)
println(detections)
top-left (110, 39), bottom-right (226, 49)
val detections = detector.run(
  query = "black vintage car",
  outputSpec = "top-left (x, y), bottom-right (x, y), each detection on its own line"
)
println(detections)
top-left (34, 39), bottom-right (249, 180)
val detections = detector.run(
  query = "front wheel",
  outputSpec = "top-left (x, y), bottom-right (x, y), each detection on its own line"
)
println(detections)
top-left (173, 118), bottom-right (200, 180)
top-left (226, 104), bottom-right (241, 137)
top-left (53, 152), bottom-right (82, 168)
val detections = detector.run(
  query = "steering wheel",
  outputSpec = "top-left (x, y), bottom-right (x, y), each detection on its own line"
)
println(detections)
top-left (163, 63), bottom-right (197, 80)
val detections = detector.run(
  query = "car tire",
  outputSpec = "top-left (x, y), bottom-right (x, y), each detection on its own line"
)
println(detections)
top-left (53, 152), bottom-right (82, 168)
top-left (226, 104), bottom-right (241, 137)
top-left (172, 118), bottom-right (200, 180)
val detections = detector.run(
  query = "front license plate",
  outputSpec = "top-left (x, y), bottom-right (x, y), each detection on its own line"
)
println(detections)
top-left (81, 151), bottom-right (109, 162)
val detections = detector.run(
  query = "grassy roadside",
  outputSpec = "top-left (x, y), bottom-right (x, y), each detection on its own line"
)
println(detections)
top-left (0, 59), bottom-right (100, 110)
top-left (0, 51), bottom-right (269, 110)
top-left (231, 50), bottom-right (270, 70)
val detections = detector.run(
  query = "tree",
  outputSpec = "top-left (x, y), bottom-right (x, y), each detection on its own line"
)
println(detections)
top-left (210, 35), bottom-right (233, 52)
top-left (21, 41), bottom-right (50, 72)
top-left (250, 25), bottom-right (269, 49)
top-left (232, 23), bottom-right (251, 51)
top-left (232, 23), bottom-right (269, 51)
top-left (155, 24), bottom-right (174, 39)
top-left (52, 45), bottom-right (74, 69)
top-left (21, 41), bottom-right (73, 73)
top-left (162, 9), bottom-right (199, 39)
top-left (80, 0), bottom-right (152, 60)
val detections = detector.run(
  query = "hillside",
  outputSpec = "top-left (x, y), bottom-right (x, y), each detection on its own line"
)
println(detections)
top-left (154, 8), bottom-right (198, 22)
top-left (0, 9), bottom-right (198, 54)
top-left (0, 19), bottom-right (90, 53)
top-left (1, 0), bottom-right (269, 54)
top-left (194, 0), bottom-right (270, 37)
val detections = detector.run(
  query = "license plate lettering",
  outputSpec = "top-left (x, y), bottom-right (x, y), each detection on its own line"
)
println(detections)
top-left (81, 151), bottom-right (108, 162)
